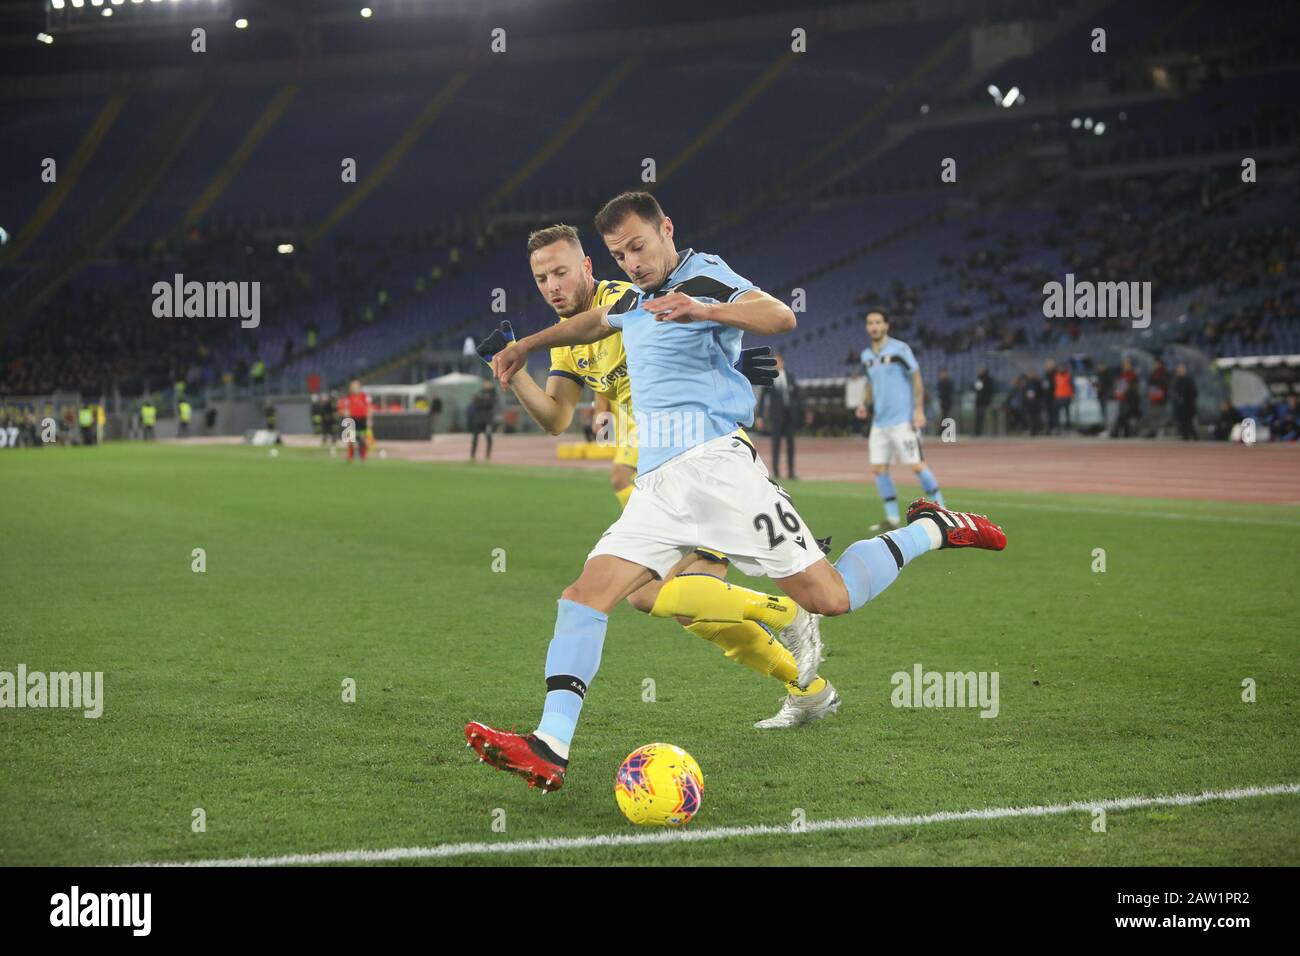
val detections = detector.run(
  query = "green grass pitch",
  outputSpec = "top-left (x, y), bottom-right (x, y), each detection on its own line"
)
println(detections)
top-left (1, 442), bottom-right (1297, 866)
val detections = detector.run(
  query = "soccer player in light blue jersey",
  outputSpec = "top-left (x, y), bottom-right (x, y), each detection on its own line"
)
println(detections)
top-left (466, 192), bottom-right (1006, 793)
top-left (855, 310), bottom-right (948, 532)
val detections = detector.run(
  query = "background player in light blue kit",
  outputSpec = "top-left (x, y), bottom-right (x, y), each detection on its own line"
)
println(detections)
top-left (855, 310), bottom-right (946, 531)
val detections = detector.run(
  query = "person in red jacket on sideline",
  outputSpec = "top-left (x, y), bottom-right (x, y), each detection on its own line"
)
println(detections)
top-left (1053, 365), bottom-right (1075, 432)
top-left (342, 379), bottom-right (372, 462)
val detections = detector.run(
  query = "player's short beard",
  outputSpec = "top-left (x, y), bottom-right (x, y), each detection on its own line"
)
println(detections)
top-left (555, 276), bottom-right (595, 318)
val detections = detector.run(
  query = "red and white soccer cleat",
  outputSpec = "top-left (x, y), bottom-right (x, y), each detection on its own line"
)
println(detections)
top-left (905, 498), bottom-right (1007, 551)
top-left (464, 721), bottom-right (567, 793)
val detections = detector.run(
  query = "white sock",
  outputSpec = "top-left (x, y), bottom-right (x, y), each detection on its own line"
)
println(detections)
top-left (915, 516), bottom-right (943, 550)
top-left (533, 729), bottom-right (569, 761)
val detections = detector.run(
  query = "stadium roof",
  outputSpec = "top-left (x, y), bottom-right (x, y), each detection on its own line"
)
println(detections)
top-left (0, 1), bottom-right (1070, 87)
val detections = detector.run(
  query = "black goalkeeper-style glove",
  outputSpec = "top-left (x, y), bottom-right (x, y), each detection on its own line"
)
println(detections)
top-left (735, 346), bottom-right (778, 386)
top-left (475, 320), bottom-right (516, 367)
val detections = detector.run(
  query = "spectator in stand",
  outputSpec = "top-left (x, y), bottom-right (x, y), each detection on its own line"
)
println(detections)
top-left (1213, 400), bottom-right (1240, 441)
top-left (973, 367), bottom-right (993, 436)
top-left (1054, 363), bottom-right (1075, 433)
top-left (1171, 364), bottom-right (1198, 440)
top-left (1266, 395), bottom-right (1298, 442)
top-left (250, 357), bottom-right (266, 392)
top-left (1111, 358), bottom-right (1142, 438)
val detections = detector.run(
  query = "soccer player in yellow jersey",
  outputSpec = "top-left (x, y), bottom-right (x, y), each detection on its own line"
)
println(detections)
top-left (527, 238), bottom-right (640, 507)
top-left (488, 224), bottom-right (838, 730)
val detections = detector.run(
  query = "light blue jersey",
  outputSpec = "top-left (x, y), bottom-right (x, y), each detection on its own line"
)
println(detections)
top-left (605, 248), bottom-right (759, 474)
top-left (861, 337), bottom-right (918, 427)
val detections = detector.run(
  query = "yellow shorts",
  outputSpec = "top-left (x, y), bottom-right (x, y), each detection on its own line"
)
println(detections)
top-left (613, 442), bottom-right (639, 469)
top-left (613, 409), bottom-right (638, 470)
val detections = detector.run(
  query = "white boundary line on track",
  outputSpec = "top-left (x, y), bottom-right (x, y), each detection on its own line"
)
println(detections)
top-left (136, 782), bottom-right (1300, 867)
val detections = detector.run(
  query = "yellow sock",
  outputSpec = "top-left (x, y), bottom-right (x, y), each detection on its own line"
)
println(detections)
top-left (614, 485), bottom-right (634, 509)
top-left (792, 677), bottom-right (828, 697)
top-left (686, 622), bottom-right (826, 697)
top-left (650, 574), bottom-right (798, 632)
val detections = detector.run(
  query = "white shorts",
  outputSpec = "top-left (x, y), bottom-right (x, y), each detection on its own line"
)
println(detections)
top-left (869, 422), bottom-right (923, 466)
top-left (587, 433), bottom-right (824, 581)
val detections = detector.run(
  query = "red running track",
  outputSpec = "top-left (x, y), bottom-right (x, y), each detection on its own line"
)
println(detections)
top-left (325, 434), bottom-right (1300, 505)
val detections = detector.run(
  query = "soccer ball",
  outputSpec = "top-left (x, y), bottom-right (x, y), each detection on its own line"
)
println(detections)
top-left (614, 743), bottom-right (704, 826)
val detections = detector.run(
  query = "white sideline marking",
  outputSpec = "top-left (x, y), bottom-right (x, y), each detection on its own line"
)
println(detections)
top-left (136, 782), bottom-right (1300, 867)
top-left (947, 498), bottom-right (1299, 528)
top-left (789, 485), bottom-right (1300, 527)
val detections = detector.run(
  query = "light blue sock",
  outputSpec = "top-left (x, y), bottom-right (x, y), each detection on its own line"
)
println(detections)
top-left (874, 473), bottom-right (900, 522)
top-left (917, 467), bottom-right (944, 507)
top-left (834, 524), bottom-right (934, 611)
top-left (537, 599), bottom-right (607, 747)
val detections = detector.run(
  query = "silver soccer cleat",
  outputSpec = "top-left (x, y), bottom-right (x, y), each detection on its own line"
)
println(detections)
top-left (754, 681), bottom-right (841, 729)
top-left (777, 606), bottom-right (824, 690)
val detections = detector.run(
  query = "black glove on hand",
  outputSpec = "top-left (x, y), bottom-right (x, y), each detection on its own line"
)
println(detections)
top-left (736, 346), bottom-right (778, 387)
top-left (475, 321), bottom-right (516, 367)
